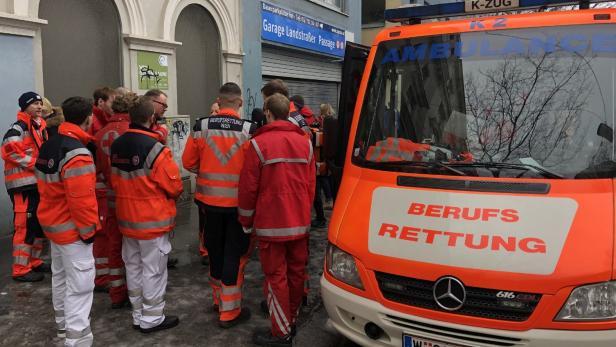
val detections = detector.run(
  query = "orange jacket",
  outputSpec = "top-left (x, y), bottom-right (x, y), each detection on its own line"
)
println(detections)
top-left (182, 109), bottom-right (256, 208)
top-left (110, 124), bottom-right (183, 240)
top-left (35, 122), bottom-right (99, 245)
top-left (2, 112), bottom-right (47, 193)
top-left (94, 112), bottom-right (131, 204)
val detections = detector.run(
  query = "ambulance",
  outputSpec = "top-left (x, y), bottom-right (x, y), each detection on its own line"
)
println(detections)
top-left (321, 0), bottom-right (616, 346)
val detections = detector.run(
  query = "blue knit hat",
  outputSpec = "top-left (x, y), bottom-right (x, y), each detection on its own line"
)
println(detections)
top-left (18, 92), bottom-right (42, 111)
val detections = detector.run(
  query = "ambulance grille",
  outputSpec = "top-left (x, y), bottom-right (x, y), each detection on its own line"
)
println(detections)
top-left (375, 272), bottom-right (541, 322)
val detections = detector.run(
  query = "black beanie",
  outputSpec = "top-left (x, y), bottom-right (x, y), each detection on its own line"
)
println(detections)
top-left (18, 92), bottom-right (42, 111)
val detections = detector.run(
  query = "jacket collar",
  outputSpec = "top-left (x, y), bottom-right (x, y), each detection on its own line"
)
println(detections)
top-left (214, 108), bottom-right (240, 119)
top-left (109, 112), bottom-right (130, 123)
top-left (127, 123), bottom-right (159, 139)
top-left (59, 122), bottom-right (93, 145)
top-left (254, 120), bottom-right (306, 137)
top-left (17, 111), bottom-right (45, 130)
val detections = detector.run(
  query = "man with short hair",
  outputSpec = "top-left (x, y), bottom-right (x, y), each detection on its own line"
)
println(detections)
top-left (144, 89), bottom-right (170, 144)
top-left (91, 87), bottom-right (116, 136)
top-left (182, 82), bottom-right (256, 328)
top-left (36, 96), bottom-right (99, 346)
top-left (2, 91), bottom-right (50, 282)
top-left (111, 96), bottom-right (183, 333)
top-left (261, 79), bottom-right (311, 135)
top-left (238, 93), bottom-right (315, 346)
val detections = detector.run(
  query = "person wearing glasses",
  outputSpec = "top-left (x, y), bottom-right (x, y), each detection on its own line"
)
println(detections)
top-left (144, 89), bottom-right (170, 145)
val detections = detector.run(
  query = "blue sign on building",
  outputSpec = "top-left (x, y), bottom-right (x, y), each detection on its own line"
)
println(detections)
top-left (261, 2), bottom-right (346, 57)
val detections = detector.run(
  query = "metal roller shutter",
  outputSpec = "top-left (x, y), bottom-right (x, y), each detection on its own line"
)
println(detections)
top-left (262, 47), bottom-right (342, 82)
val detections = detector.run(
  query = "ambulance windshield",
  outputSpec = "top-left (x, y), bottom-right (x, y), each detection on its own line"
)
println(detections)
top-left (354, 24), bottom-right (616, 179)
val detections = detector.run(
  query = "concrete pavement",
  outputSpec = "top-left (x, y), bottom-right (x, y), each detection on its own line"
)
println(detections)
top-left (0, 201), bottom-right (356, 346)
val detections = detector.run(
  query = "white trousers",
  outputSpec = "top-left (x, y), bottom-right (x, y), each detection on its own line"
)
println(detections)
top-left (122, 233), bottom-right (171, 329)
top-left (51, 241), bottom-right (95, 347)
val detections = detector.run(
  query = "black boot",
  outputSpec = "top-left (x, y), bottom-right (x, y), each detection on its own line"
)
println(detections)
top-left (13, 271), bottom-right (44, 282)
top-left (218, 307), bottom-right (251, 329)
top-left (253, 328), bottom-right (293, 346)
top-left (140, 315), bottom-right (179, 333)
top-left (167, 257), bottom-right (179, 268)
top-left (201, 256), bottom-right (210, 266)
top-left (260, 299), bottom-right (269, 317)
top-left (33, 263), bottom-right (52, 273)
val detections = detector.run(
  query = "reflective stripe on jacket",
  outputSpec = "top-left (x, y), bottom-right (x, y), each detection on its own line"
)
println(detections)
top-left (182, 109), bottom-right (256, 208)
top-left (35, 122), bottom-right (99, 245)
top-left (2, 112), bottom-right (47, 193)
top-left (110, 125), bottom-right (183, 240)
top-left (238, 120), bottom-right (315, 242)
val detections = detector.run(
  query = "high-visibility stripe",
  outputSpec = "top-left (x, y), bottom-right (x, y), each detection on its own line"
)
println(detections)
top-left (288, 116), bottom-right (300, 127)
top-left (143, 295), bottom-right (165, 306)
top-left (14, 255), bottom-right (29, 265)
top-left (204, 135), bottom-right (244, 166)
top-left (222, 286), bottom-right (241, 296)
top-left (145, 142), bottom-right (165, 169)
top-left (308, 139), bottom-right (314, 162)
top-left (13, 244), bottom-right (32, 253)
top-left (6, 176), bottom-right (37, 189)
top-left (237, 207), bottom-right (254, 217)
top-left (196, 185), bottom-right (237, 198)
top-left (118, 217), bottom-right (175, 230)
top-left (11, 124), bottom-right (25, 134)
top-left (111, 167), bottom-right (147, 179)
top-left (95, 182), bottom-right (107, 189)
top-left (58, 148), bottom-right (91, 172)
top-left (57, 323), bottom-right (66, 331)
top-left (78, 225), bottom-right (96, 236)
top-left (198, 172), bottom-right (240, 181)
top-left (63, 164), bottom-right (95, 179)
top-left (142, 308), bottom-right (163, 317)
top-left (96, 268), bottom-right (109, 276)
top-left (192, 130), bottom-right (202, 139)
top-left (9, 153), bottom-right (33, 166)
top-left (4, 167), bottom-right (25, 176)
top-left (256, 226), bottom-right (309, 238)
top-left (268, 295), bottom-right (289, 335)
top-left (221, 299), bottom-right (241, 311)
top-left (31, 249), bottom-right (42, 258)
top-left (268, 283), bottom-right (290, 335)
top-left (128, 288), bottom-right (142, 297)
top-left (109, 268), bottom-right (125, 276)
top-left (42, 221), bottom-right (77, 233)
top-left (95, 257), bottom-right (109, 264)
top-left (250, 139), bottom-right (265, 164)
top-left (263, 158), bottom-right (309, 166)
top-left (35, 169), bottom-right (61, 183)
top-left (2, 135), bottom-right (22, 145)
top-left (109, 279), bottom-right (126, 287)
top-left (66, 326), bottom-right (91, 339)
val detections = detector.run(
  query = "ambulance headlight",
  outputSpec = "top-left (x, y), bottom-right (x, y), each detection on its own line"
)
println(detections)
top-left (326, 243), bottom-right (364, 290)
top-left (556, 281), bottom-right (616, 321)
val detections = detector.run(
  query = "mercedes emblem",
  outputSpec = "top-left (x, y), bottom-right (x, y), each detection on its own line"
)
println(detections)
top-left (433, 276), bottom-right (466, 311)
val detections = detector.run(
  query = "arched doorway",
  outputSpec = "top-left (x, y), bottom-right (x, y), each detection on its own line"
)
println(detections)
top-left (39, 0), bottom-right (122, 105)
top-left (175, 4), bottom-right (222, 123)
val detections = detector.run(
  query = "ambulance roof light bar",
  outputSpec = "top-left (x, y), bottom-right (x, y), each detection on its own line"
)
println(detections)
top-left (384, 0), bottom-right (610, 23)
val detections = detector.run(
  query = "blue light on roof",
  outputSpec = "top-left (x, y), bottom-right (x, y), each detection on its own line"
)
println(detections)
top-left (385, 0), bottom-right (609, 22)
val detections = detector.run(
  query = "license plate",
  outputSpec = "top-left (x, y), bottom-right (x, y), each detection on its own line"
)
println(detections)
top-left (403, 335), bottom-right (464, 347)
top-left (464, 0), bottom-right (519, 13)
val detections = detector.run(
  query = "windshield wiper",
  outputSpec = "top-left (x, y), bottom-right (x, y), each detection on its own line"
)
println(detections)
top-left (449, 162), bottom-right (564, 179)
top-left (367, 160), bottom-right (468, 176)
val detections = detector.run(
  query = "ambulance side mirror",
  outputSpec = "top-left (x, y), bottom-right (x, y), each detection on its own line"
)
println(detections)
top-left (597, 123), bottom-right (613, 143)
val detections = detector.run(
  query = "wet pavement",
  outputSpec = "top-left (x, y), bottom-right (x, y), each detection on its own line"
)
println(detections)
top-left (0, 201), bottom-right (357, 346)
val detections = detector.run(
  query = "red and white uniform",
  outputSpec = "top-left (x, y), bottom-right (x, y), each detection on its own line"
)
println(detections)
top-left (238, 120), bottom-right (315, 336)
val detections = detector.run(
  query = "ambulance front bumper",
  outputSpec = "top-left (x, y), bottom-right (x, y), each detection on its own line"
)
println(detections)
top-left (321, 275), bottom-right (616, 347)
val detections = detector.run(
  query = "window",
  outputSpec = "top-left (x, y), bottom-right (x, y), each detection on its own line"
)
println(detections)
top-left (362, 0), bottom-right (385, 27)
top-left (310, 0), bottom-right (345, 13)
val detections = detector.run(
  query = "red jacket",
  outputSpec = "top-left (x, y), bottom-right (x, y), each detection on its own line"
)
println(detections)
top-left (94, 113), bottom-right (131, 198)
top-left (90, 106), bottom-right (112, 137)
top-left (35, 123), bottom-right (99, 245)
top-left (238, 120), bottom-right (315, 242)
top-left (2, 112), bottom-right (47, 193)
top-left (110, 125), bottom-right (183, 240)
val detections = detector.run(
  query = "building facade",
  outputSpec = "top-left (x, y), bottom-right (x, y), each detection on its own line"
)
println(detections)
top-left (241, 0), bottom-right (361, 117)
top-left (0, 0), bottom-right (242, 234)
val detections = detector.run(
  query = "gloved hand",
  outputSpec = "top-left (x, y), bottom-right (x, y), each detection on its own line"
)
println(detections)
top-left (242, 226), bottom-right (254, 234)
top-left (80, 235), bottom-right (95, 244)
